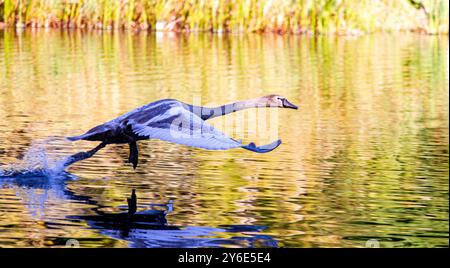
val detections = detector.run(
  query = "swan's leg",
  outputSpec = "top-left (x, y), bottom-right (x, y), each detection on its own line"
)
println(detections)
top-left (63, 142), bottom-right (107, 167)
top-left (128, 142), bottom-right (139, 169)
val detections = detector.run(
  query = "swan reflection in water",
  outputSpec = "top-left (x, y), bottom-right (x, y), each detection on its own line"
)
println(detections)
top-left (0, 172), bottom-right (278, 248)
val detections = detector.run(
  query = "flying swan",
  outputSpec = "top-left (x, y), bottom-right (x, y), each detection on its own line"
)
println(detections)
top-left (65, 95), bottom-right (298, 169)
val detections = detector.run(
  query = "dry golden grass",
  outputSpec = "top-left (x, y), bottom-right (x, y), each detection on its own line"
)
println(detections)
top-left (0, 0), bottom-right (448, 34)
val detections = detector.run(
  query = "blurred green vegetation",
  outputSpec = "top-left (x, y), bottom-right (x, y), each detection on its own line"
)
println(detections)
top-left (0, 0), bottom-right (448, 34)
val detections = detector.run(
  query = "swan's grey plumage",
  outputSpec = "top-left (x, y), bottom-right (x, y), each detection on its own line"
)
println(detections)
top-left (66, 95), bottom-right (298, 169)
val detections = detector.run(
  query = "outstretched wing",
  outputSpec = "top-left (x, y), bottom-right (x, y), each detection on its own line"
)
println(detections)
top-left (67, 99), bottom-right (180, 142)
top-left (129, 106), bottom-right (281, 152)
top-left (130, 106), bottom-right (243, 150)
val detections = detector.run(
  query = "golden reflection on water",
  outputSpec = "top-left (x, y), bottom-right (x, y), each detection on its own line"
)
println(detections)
top-left (0, 29), bottom-right (448, 247)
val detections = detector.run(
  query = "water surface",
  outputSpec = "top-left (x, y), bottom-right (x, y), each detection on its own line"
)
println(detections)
top-left (0, 30), bottom-right (448, 247)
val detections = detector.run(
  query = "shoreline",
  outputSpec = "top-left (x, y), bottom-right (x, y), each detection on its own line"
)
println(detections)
top-left (0, 24), bottom-right (447, 37)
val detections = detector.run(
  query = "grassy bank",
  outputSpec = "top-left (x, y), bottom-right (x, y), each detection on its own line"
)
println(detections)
top-left (0, 0), bottom-right (448, 34)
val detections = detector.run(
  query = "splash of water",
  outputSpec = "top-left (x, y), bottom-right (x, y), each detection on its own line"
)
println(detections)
top-left (0, 137), bottom-right (74, 178)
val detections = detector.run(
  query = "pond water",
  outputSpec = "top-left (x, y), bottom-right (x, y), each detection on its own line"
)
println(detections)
top-left (0, 30), bottom-right (448, 248)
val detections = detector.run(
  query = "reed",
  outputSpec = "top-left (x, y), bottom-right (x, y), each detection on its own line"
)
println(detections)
top-left (0, 0), bottom-right (448, 34)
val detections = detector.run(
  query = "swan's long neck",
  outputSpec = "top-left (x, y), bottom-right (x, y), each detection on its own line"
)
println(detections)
top-left (193, 98), bottom-right (262, 120)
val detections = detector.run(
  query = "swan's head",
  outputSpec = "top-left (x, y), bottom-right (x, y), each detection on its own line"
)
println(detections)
top-left (260, 95), bottom-right (298, 109)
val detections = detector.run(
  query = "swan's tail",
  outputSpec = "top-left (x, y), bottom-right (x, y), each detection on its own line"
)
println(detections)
top-left (241, 139), bottom-right (281, 153)
top-left (66, 134), bottom-right (87, 141)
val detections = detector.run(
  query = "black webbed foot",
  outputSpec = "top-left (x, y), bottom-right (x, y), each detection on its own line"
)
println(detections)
top-left (128, 142), bottom-right (139, 169)
top-left (128, 155), bottom-right (138, 169)
top-left (63, 142), bottom-right (107, 168)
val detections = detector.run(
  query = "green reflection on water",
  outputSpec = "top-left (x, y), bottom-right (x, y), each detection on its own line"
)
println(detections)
top-left (0, 29), bottom-right (448, 248)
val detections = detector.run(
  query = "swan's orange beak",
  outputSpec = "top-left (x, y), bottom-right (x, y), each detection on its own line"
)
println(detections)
top-left (282, 98), bottom-right (298, 109)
